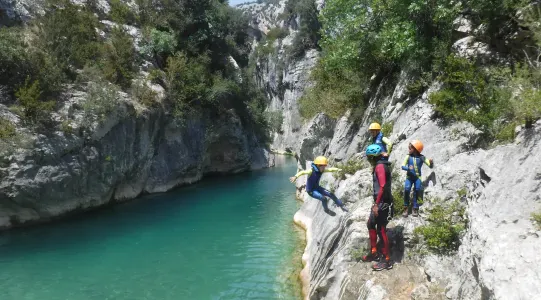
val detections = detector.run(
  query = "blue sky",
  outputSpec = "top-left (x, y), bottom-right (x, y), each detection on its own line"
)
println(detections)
top-left (229, 0), bottom-right (248, 6)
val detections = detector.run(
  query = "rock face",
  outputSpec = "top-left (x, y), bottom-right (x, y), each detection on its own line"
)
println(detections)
top-left (292, 96), bottom-right (541, 300)
top-left (239, 0), bottom-right (321, 153)
top-left (0, 90), bottom-right (270, 229)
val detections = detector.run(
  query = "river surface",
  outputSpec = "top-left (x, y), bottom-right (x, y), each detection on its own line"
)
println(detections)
top-left (0, 157), bottom-right (303, 300)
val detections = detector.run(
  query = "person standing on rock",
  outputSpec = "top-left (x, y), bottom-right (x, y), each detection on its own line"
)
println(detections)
top-left (368, 123), bottom-right (393, 160)
top-left (401, 140), bottom-right (434, 217)
top-left (289, 156), bottom-right (349, 213)
top-left (362, 144), bottom-right (394, 271)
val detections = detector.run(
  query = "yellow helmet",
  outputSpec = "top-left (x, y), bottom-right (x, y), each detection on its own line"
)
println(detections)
top-left (368, 123), bottom-right (381, 130)
top-left (313, 156), bottom-right (328, 166)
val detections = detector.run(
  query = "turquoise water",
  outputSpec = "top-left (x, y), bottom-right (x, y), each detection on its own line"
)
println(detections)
top-left (0, 157), bottom-right (303, 300)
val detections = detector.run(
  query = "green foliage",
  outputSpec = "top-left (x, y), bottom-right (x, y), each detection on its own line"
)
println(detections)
top-left (532, 211), bottom-right (541, 230)
top-left (82, 81), bottom-right (121, 126)
top-left (299, 62), bottom-right (366, 119)
top-left (285, 0), bottom-right (321, 59)
top-left (131, 81), bottom-right (158, 107)
top-left (140, 28), bottom-right (178, 60)
top-left (15, 79), bottom-right (55, 124)
top-left (334, 156), bottom-right (367, 180)
top-left (381, 122), bottom-right (394, 137)
top-left (320, 0), bottom-right (459, 75)
top-left (456, 187), bottom-right (468, 198)
top-left (429, 55), bottom-right (508, 132)
top-left (266, 27), bottom-right (289, 41)
top-left (37, 0), bottom-right (102, 71)
top-left (0, 118), bottom-right (16, 139)
top-left (506, 64), bottom-right (541, 128)
top-left (0, 27), bottom-right (34, 94)
top-left (100, 27), bottom-right (138, 88)
top-left (60, 119), bottom-right (73, 134)
top-left (109, 0), bottom-right (138, 25)
top-left (413, 199), bottom-right (466, 254)
top-left (265, 110), bottom-right (284, 133)
top-left (350, 246), bottom-right (368, 262)
top-left (165, 53), bottom-right (212, 119)
top-left (0, 27), bottom-right (65, 98)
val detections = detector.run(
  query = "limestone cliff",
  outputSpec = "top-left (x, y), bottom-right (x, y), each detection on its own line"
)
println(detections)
top-left (247, 1), bottom-right (541, 299)
top-left (0, 0), bottom-right (272, 229)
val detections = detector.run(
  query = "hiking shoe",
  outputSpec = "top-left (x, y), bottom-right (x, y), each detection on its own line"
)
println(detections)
top-left (361, 252), bottom-right (380, 262)
top-left (412, 208), bottom-right (419, 217)
top-left (402, 208), bottom-right (409, 218)
top-left (372, 259), bottom-right (393, 271)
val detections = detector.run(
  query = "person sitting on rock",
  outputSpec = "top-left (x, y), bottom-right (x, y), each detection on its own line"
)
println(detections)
top-left (368, 122), bottom-right (393, 160)
top-left (289, 156), bottom-right (349, 213)
top-left (361, 144), bottom-right (393, 271)
top-left (401, 140), bottom-right (434, 217)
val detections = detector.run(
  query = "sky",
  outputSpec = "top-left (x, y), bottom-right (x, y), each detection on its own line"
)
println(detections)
top-left (229, 0), bottom-right (249, 6)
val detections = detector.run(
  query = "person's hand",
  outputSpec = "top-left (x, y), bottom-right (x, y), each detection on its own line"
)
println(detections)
top-left (409, 165), bottom-right (414, 170)
top-left (372, 204), bottom-right (379, 217)
top-left (289, 177), bottom-right (296, 183)
top-left (382, 152), bottom-right (389, 157)
top-left (430, 158), bottom-right (434, 165)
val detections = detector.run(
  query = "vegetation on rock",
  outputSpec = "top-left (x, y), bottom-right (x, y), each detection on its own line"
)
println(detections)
top-left (298, 0), bottom-right (541, 141)
top-left (0, 0), bottom-right (272, 143)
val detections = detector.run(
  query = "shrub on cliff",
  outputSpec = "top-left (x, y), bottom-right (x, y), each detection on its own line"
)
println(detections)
top-left (285, 0), bottom-right (321, 60)
top-left (36, 0), bottom-right (102, 74)
top-left (14, 79), bottom-right (55, 124)
top-left (299, 63), bottom-right (365, 119)
top-left (0, 118), bottom-right (16, 139)
top-left (100, 27), bottom-right (138, 88)
top-left (413, 198), bottom-right (467, 254)
top-left (266, 110), bottom-right (284, 133)
top-left (109, 0), bottom-right (138, 25)
top-left (165, 52), bottom-right (212, 119)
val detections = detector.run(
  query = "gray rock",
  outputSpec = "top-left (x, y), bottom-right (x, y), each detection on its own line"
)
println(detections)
top-left (0, 87), bottom-right (270, 229)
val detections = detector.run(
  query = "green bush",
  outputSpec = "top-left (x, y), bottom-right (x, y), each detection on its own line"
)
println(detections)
top-left (15, 79), bottom-right (55, 124)
top-left (109, 0), bottom-right (138, 25)
top-left (299, 62), bottom-right (366, 119)
top-left (413, 199), bottom-right (466, 254)
top-left (428, 55), bottom-right (505, 131)
top-left (334, 157), bottom-right (368, 180)
top-left (0, 27), bottom-right (34, 94)
top-left (131, 81), bottom-right (158, 107)
top-left (285, 0), bottom-right (321, 60)
top-left (82, 81), bottom-right (121, 126)
top-left (506, 65), bottom-right (541, 128)
top-left (266, 27), bottom-right (289, 41)
top-left (0, 118), bottom-right (16, 139)
top-left (165, 53), bottom-right (212, 119)
top-left (140, 28), bottom-right (178, 60)
top-left (381, 121), bottom-right (394, 137)
top-left (37, 0), bottom-right (102, 71)
top-left (265, 110), bottom-right (284, 133)
top-left (100, 27), bottom-right (138, 88)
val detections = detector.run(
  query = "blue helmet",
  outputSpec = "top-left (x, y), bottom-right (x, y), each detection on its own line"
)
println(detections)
top-left (365, 144), bottom-right (383, 157)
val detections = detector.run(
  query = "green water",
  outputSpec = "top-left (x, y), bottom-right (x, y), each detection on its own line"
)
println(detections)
top-left (0, 157), bottom-right (303, 300)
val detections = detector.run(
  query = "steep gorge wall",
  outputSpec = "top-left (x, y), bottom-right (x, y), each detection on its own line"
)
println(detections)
top-left (0, 0), bottom-right (272, 230)
top-left (248, 1), bottom-right (541, 299)
top-left (0, 90), bottom-right (270, 229)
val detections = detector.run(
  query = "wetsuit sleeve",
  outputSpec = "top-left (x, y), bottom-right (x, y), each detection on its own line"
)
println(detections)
top-left (401, 155), bottom-right (409, 171)
top-left (423, 157), bottom-right (433, 168)
top-left (382, 137), bottom-right (393, 154)
top-left (374, 165), bottom-right (387, 205)
top-left (323, 167), bottom-right (341, 173)
top-left (293, 169), bottom-right (312, 179)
